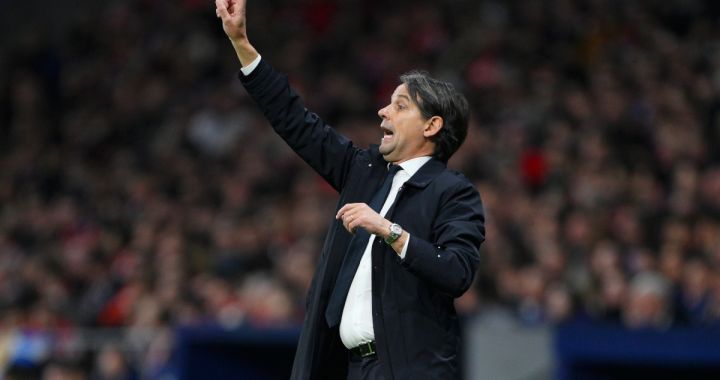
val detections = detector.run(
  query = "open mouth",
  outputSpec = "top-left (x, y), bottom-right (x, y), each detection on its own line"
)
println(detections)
top-left (381, 126), bottom-right (394, 141)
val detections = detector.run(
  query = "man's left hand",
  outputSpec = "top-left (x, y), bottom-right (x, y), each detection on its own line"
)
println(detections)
top-left (336, 203), bottom-right (390, 237)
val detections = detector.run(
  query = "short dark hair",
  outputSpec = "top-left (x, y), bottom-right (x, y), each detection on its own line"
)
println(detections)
top-left (400, 71), bottom-right (469, 163)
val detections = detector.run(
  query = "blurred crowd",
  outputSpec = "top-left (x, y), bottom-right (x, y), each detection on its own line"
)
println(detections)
top-left (2, 0), bottom-right (720, 377)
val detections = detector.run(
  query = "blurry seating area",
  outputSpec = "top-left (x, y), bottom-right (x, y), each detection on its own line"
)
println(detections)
top-left (1, 0), bottom-right (720, 378)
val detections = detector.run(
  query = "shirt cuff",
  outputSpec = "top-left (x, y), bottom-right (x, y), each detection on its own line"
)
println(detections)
top-left (240, 55), bottom-right (262, 76)
top-left (399, 234), bottom-right (410, 259)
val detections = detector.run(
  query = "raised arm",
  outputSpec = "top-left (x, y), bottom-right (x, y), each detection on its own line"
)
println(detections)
top-left (215, 0), bottom-right (358, 191)
top-left (215, 0), bottom-right (258, 66)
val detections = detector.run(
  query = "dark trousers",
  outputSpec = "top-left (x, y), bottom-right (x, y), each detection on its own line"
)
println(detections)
top-left (347, 353), bottom-right (385, 380)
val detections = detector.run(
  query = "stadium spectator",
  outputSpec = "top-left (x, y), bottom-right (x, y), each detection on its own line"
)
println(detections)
top-left (1, 0), bottom-right (720, 376)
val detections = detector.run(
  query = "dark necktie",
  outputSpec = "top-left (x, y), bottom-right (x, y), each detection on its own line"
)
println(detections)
top-left (325, 164), bottom-right (402, 327)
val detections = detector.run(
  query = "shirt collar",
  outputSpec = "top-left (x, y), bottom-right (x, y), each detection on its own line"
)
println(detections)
top-left (389, 156), bottom-right (432, 177)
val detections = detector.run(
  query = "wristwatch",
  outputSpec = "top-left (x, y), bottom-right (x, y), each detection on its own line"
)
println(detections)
top-left (384, 223), bottom-right (403, 244)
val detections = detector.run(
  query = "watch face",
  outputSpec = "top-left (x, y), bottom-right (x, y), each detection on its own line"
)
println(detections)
top-left (390, 224), bottom-right (402, 235)
top-left (385, 224), bottom-right (402, 244)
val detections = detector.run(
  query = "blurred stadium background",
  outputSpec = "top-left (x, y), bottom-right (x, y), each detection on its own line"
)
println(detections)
top-left (2, 0), bottom-right (720, 379)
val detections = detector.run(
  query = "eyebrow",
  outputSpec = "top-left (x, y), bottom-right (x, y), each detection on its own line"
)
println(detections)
top-left (396, 94), bottom-right (410, 101)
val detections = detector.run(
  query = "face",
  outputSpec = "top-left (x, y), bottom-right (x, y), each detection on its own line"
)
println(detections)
top-left (377, 84), bottom-right (434, 163)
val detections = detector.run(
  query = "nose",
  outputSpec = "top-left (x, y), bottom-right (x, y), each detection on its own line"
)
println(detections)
top-left (378, 104), bottom-right (389, 119)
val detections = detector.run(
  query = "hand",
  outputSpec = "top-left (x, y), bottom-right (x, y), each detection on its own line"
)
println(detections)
top-left (336, 203), bottom-right (390, 237)
top-left (215, 0), bottom-right (259, 67)
top-left (215, 0), bottom-right (248, 43)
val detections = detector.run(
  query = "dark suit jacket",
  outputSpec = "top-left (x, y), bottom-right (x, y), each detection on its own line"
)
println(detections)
top-left (240, 60), bottom-right (485, 380)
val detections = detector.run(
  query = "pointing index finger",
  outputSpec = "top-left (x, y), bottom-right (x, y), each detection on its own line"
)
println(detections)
top-left (215, 0), bottom-right (230, 19)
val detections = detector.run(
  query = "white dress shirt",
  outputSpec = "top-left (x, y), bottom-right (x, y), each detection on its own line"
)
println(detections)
top-left (241, 55), bottom-right (262, 76)
top-left (339, 156), bottom-right (431, 349)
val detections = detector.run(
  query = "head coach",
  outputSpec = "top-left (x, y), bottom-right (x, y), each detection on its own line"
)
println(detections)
top-left (216, 1), bottom-right (486, 378)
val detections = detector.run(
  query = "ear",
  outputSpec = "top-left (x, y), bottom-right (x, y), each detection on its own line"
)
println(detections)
top-left (423, 116), bottom-right (444, 138)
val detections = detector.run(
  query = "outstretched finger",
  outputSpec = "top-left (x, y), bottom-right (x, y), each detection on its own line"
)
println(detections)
top-left (215, 0), bottom-right (230, 20)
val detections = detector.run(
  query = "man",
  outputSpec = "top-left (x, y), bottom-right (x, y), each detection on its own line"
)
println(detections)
top-left (215, 1), bottom-right (485, 378)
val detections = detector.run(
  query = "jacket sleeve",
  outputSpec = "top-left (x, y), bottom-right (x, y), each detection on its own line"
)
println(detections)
top-left (239, 60), bottom-right (358, 192)
top-left (400, 181), bottom-right (485, 297)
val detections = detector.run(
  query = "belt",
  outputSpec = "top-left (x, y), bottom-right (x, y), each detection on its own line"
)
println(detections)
top-left (349, 341), bottom-right (376, 358)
